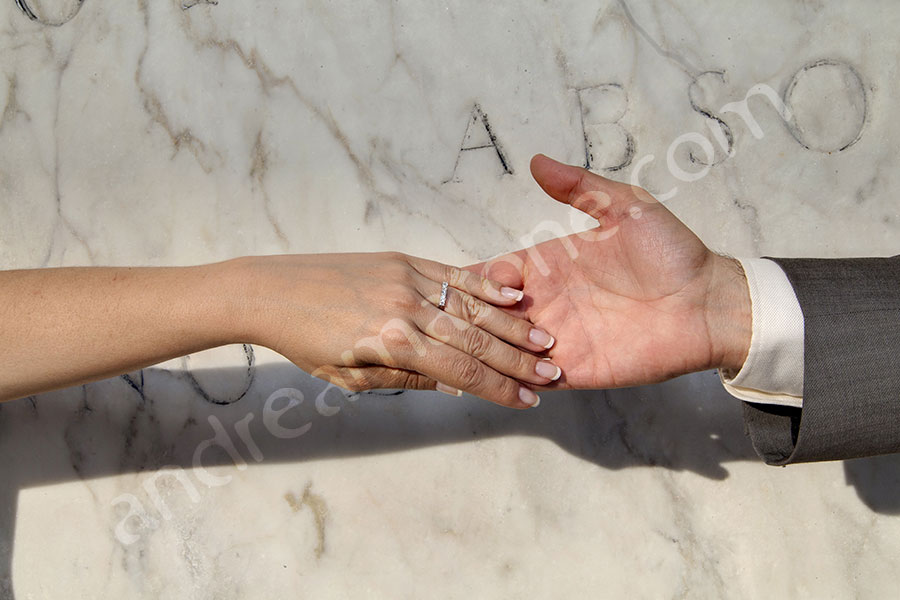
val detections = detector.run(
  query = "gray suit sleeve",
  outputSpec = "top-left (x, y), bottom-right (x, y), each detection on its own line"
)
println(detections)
top-left (742, 255), bottom-right (900, 465)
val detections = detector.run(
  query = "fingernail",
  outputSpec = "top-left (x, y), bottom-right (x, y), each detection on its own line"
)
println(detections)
top-left (518, 386), bottom-right (540, 407)
top-left (436, 383), bottom-right (463, 397)
top-left (535, 360), bottom-right (561, 381)
top-left (528, 328), bottom-right (555, 349)
top-left (500, 286), bottom-right (524, 302)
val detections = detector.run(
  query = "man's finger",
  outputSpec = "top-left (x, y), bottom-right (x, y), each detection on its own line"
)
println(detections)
top-left (530, 154), bottom-right (647, 221)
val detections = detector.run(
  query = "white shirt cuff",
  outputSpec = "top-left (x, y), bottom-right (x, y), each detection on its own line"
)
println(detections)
top-left (719, 258), bottom-right (805, 408)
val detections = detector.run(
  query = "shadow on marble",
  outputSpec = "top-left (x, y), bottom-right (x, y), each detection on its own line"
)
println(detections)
top-left (844, 455), bottom-right (900, 515)
top-left (1, 364), bottom-right (898, 596)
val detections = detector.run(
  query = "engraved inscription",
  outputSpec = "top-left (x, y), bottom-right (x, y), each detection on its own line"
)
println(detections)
top-left (783, 59), bottom-right (868, 153)
top-left (444, 103), bottom-right (513, 183)
top-left (182, 344), bottom-right (256, 406)
top-left (576, 84), bottom-right (634, 172)
top-left (687, 71), bottom-right (734, 166)
top-left (182, 0), bottom-right (217, 9)
top-left (14, 0), bottom-right (84, 26)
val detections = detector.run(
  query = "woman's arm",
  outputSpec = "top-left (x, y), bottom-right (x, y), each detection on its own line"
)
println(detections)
top-left (0, 252), bottom-right (561, 407)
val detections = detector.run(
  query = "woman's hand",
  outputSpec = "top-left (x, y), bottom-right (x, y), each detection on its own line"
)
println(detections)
top-left (234, 252), bottom-right (562, 408)
top-left (0, 253), bottom-right (560, 406)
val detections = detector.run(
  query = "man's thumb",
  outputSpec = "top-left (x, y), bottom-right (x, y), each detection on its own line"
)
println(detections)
top-left (530, 154), bottom-right (634, 220)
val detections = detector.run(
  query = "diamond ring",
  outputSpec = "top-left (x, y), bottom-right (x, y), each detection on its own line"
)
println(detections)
top-left (438, 281), bottom-right (449, 310)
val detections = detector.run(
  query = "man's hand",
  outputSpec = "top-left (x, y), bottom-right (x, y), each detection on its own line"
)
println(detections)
top-left (471, 155), bottom-right (752, 390)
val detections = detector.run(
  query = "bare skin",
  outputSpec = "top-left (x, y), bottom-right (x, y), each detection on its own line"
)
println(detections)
top-left (0, 252), bottom-right (562, 407)
top-left (470, 155), bottom-right (752, 390)
top-left (0, 155), bottom-right (751, 408)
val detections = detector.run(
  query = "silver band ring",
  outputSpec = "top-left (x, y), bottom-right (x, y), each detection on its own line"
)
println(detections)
top-left (438, 281), bottom-right (449, 310)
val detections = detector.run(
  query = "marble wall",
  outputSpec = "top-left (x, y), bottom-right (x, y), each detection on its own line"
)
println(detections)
top-left (1, 1), bottom-right (899, 598)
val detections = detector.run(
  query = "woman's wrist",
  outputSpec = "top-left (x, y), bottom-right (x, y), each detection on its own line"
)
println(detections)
top-left (205, 256), bottom-right (277, 349)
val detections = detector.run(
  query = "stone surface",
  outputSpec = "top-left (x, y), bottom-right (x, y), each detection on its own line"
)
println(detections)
top-left (1, 1), bottom-right (899, 598)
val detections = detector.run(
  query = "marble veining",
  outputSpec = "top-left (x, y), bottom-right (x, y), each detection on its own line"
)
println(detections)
top-left (1, 1), bottom-right (899, 598)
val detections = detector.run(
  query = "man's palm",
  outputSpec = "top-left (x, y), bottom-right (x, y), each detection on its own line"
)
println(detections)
top-left (475, 155), bottom-right (746, 390)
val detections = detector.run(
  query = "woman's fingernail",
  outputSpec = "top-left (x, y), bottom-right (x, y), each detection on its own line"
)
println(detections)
top-left (535, 360), bottom-right (562, 381)
top-left (528, 328), bottom-right (555, 349)
top-left (436, 383), bottom-right (463, 396)
top-left (501, 286), bottom-right (524, 302)
top-left (519, 386), bottom-right (540, 407)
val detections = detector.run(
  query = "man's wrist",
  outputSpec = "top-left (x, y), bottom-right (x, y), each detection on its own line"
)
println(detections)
top-left (705, 254), bottom-right (752, 373)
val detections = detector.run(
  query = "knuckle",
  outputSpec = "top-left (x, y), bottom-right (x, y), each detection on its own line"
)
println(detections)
top-left (479, 274), bottom-right (494, 294)
top-left (454, 356), bottom-right (483, 390)
top-left (446, 265), bottom-right (464, 288)
top-left (462, 326), bottom-right (492, 359)
top-left (511, 350), bottom-right (532, 378)
top-left (341, 374), bottom-right (367, 392)
top-left (399, 371), bottom-right (426, 390)
top-left (460, 293), bottom-right (489, 325)
top-left (385, 261), bottom-right (414, 285)
top-left (378, 251), bottom-right (412, 276)
top-left (398, 263), bottom-right (419, 287)
top-left (425, 311), bottom-right (453, 339)
top-left (500, 377), bottom-right (520, 405)
top-left (572, 169), bottom-right (591, 201)
top-left (352, 344), bottom-right (380, 365)
top-left (380, 325), bottom-right (414, 350)
top-left (513, 322), bottom-right (535, 348)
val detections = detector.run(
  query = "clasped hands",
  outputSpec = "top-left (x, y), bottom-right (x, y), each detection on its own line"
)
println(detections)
top-left (0, 155), bottom-right (751, 407)
top-left (250, 154), bottom-right (753, 409)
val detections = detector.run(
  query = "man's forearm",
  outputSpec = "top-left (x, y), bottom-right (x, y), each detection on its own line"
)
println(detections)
top-left (0, 262), bottom-right (243, 402)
